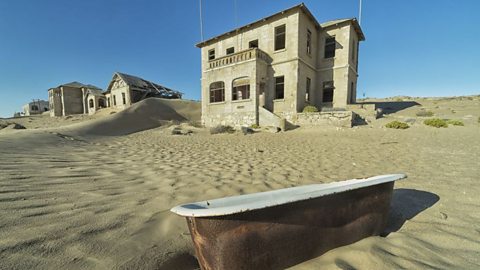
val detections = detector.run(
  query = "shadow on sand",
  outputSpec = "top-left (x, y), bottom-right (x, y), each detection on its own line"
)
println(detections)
top-left (383, 188), bottom-right (440, 236)
top-left (360, 101), bottom-right (420, 115)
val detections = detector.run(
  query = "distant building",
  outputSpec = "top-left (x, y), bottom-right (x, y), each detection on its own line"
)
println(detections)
top-left (48, 82), bottom-right (105, 117)
top-left (22, 100), bottom-right (49, 116)
top-left (197, 3), bottom-right (364, 127)
top-left (104, 72), bottom-right (182, 110)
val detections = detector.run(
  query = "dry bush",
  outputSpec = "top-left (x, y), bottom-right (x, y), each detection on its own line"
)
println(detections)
top-left (385, 121), bottom-right (409, 129)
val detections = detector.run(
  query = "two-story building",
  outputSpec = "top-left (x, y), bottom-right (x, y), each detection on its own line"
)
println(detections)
top-left (197, 3), bottom-right (365, 128)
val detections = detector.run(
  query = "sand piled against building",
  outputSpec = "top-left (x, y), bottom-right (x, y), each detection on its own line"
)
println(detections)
top-left (61, 98), bottom-right (200, 136)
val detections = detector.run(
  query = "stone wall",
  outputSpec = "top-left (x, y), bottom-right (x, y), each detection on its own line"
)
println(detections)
top-left (282, 111), bottom-right (353, 128)
top-left (203, 111), bottom-right (256, 128)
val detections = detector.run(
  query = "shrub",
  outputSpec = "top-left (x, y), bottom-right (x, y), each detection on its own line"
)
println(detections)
top-left (385, 121), bottom-right (409, 129)
top-left (302, 105), bottom-right (319, 113)
top-left (424, 118), bottom-right (448, 128)
top-left (416, 110), bottom-right (434, 117)
top-left (210, 125), bottom-right (235, 134)
top-left (250, 123), bottom-right (260, 129)
top-left (446, 119), bottom-right (464, 126)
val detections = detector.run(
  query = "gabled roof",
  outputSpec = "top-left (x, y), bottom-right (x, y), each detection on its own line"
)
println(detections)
top-left (107, 72), bottom-right (182, 98)
top-left (321, 18), bottom-right (365, 41)
top-left (196, 3), bottom-right (365, 48)
top-left (51, 81), bottom-right (102, 91)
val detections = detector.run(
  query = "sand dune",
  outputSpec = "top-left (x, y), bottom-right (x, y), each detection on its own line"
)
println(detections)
top-left (0, 96), bottom-right (479, 269)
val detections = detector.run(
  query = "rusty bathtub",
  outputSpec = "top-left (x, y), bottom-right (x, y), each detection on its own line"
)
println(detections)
top-left (170, 174), bottom-right (406, 270)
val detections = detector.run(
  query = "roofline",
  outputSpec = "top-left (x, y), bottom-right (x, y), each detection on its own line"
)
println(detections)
top-left (322, 18), bottom-right (365, 41)
top-left (196, 3), bottom-right (319, 48)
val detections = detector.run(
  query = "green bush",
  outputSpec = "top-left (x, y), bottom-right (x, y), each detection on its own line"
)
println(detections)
top-left (302, 105), bottom-right (319, 113)
top-left (416, 110), bottom-right (434, 117)
top-left (210, 125), bottom-right (235, 134)
top-left (446, 119), bottom-right (464, 126)
top-left (385, 121), bottom-right (409, 129)
top-left (250, 123), bottom-right (260, 129)
top-left (424, 118), bottom-right (448, 128)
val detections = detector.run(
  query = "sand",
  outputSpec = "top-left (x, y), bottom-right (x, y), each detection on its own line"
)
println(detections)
top-left (0, 96), bottom-right (479, 269)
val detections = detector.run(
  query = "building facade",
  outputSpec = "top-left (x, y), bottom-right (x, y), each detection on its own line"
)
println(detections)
top-left (22, 100), bottom-right (49, 116)
top-left (104, 72), bottom-right (182, 110)
top-left (48, 82), bottom-right (104, 117)
top-left (197, 3), bottom-right (365, 127)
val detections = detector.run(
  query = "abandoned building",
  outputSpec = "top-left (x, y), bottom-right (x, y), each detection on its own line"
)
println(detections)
top-left (22, 100), bottom-right (49, 116)
top-left (48, 82), bottom-right (104, 117)
top-left (104, 72), bottom-right (182, 110)
top-left (197, 3), bottom-right (365, 128)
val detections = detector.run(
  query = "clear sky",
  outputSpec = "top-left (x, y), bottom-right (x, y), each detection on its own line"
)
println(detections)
top-left (0, 0), bottom-right (478, 117)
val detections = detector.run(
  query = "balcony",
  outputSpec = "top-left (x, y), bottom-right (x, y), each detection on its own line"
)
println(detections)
top-left (207, 48), bottom-right (271, 70)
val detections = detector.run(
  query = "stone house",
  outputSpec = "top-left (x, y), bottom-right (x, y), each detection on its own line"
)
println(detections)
top-left (197, 3), bottom-right (365, 127)
top-left (48, 82), bottom-right (105, 117)
top-left (104, 72), bottom-right (182, 110)
top-left (22, 100), bottom-right (49, 116)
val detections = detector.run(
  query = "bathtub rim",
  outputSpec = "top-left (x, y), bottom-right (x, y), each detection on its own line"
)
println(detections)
top-left (170, 173), bottom-right (406, 217)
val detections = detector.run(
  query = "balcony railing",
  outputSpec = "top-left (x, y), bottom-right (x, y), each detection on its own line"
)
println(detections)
top-left (207, 48), bottom-right (270, 69)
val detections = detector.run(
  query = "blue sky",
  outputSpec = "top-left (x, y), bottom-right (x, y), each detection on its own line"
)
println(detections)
top-left (0, 0), bottom-right (478, 117)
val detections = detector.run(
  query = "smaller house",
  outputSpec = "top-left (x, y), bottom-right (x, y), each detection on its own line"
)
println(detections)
top-left (48, 82), bottom-right (104, 117)
top-left (22, 100), bottom-right (49, 116)
top-left (105, 72), bottom-right (182, 110)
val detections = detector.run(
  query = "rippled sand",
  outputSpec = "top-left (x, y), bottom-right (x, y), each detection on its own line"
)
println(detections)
top-left (0, 97), bottom-right (479, 269)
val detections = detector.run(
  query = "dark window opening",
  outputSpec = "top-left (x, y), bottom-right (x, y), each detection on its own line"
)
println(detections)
top-left (208, 49), bottom-right (215, 60)
top-left (351, 39), bottom-right (356, 61)
top-left (274, 24), bottom-right (286, 51)
top-left (113, 95), bottom-right (117, 106)
top-left (306, 77), bottom-right (311, 102)
top-left (232, 78), bottom-right (250, 100)
top-left (107, 97), bottom-right (110, 107)
top-left (323, 81), bottom-right (334, 102)
top-left (226, 47), bottom-right (235, 55)
top-left (275, 76), bottom-right (285, 99)
top-left (31, 105), bottom-right (39, 111)
top-left (249, 40), bottom-right (258, 48)
top-left (324, 37), bottom-right (336, 58)
top-left (44, 107), bottom-right (48, 111)
top-left (350, 82), bottom-right (355, 104)
top-left (99, 99), bottom-right (105, 108)
top-left (209, 82), bottom-right (225, 103)
top-left (89, 99), bottom-right (94, 108)
top-left (122, 92), bottom-right (126, 105)
top-left (307, 29), bottom-right (312, 55)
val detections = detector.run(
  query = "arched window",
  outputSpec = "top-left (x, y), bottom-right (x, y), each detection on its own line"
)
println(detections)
top-left (99, 98), bottom-right (105, 108)
top-left (232, 77), bottom-right (250, 101)
top-left (89, 99), bottom-right (94, 108)
top-left (210, 82), bottom-right (225, 103)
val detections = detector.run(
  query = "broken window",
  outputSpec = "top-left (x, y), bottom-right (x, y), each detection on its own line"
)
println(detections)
top-left (208, 49), bottom-right (215, 60)
top-left (226, 47), bottom-right (235, 55)
top-left (122, 92), bottom-right (126, 105)
top-left (89, 99), bottom-right (94, 108)
top-left (307, 29), bottom-right (312, 55)
top-left (306, 77), bottom-right (311, 102)
top-left (275, 76), bottom-right (285, 99)
top-left (232, 77), bottom-right (250, 101)
top-left (209, 81), bottom-right (225, 103)
top-left (323, 81), bottom-right (334, 102)
top-left (324, 37), bottom-right (336, 58)
top-left (249, 40), bottom-right (258, 48)
top-left (274, 24), bottom-right (286, 51)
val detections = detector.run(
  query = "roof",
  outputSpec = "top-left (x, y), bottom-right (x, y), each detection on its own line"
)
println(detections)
top-left (321, 18), bottom-right (365, 41)
top-left (107, 72), bottom-right (182, 98)
top-left (196, 3), bottom-right (365, 48)
top-left (49, 81), bottom-right (102, 91)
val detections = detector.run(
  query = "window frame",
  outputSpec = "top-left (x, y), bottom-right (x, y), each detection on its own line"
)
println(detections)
top-left (274, 24), bottom-right (286, 51)
top-left (208, 49), bottom-right (215, 61)
top-left (232, 78), bottom-right (250, 101)
top-left (274, 76), bottom-right (285, 100)
top-left (226, 47), bottom-right (235, 55)
top-left (324, 37), bottom-right (336, 59)
top-left (322, 81), bottom-right (335, 102)
top-left (306, 77), bottom-right (311, 102)
top-left (122, 92), bottom-right (126, 105)
top-left (306, 29), bottom-right (312, 55)
top-left (209, 81), bottom-right (225, 103)
top-left (248, 39), bottom-right (259, 48)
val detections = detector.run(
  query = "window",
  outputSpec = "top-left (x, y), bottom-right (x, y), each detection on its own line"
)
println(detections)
top-left (351, 39), bottom-right (356, 61)
top-left (324, 37), bottom-right (336, 58)
top-left (306, 29), bottom-right (312, 55)
top-left (107, 97), bottom-right (110, 107)
top-left (122, 92), bottom-right (126, 105)
top-left (209, 82), bottom-right (225, 103)
top-left (323, 81), bottom-right (334, 102)
top-left (274, 76), bottom-right (285, 99)
top-left (31, 105), bottom-right (39, 111)
top-left (249, 40), bottom-right (258, 48)
top-left (89, 99), bottom-right (94, 108)
top-left (350, 82), bottom-right (355, 104)
top-left (232, 77), bottom-right (250, 100)
top-left (306, 77), bottom-right (311, 102)
top-left (113, 95), bottom-right (117, 106)
top-left (99, 99), bottom-right (105, 108)
top-left (226, 47), bottom-right (235, 55)
top-left (274, 24), bottom-right (286, 51)
top-left (208, 49), bottom-right (215, 60)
